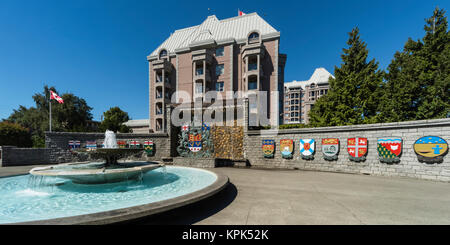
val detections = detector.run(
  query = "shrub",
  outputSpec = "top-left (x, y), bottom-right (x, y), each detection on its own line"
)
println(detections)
top-left (0, 122), bottom-right (33, 147)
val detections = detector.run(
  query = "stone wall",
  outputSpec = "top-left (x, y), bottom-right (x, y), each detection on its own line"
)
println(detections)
top-left (45, 131), bottom-right (171, 162)
top-left (244, 118), bottom-right (450, 182)
top-left (0, 146), bottom-right (74, 167)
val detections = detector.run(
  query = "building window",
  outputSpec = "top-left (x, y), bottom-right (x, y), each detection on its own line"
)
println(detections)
top-left (216, 81), bottom-right (224, 92)
top-left (195, 65), bottom-right (203, 76)
top-left (248, 32), bottom-right (260, 43)
top-left (285, 101), bottom-right (289, 105)
top-left (248, 81), bottom-right (257, 90)
top-left (159, 49), bottom-right (168, 59)
top-left (216, 64), bottom-right (224, 76)
top-left (215, 46), bottom-right (224, 57)
top-left (195, 82), bottom-right (203, 94)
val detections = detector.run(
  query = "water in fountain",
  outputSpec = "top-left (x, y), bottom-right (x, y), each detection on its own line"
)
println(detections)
top-left (104, 130), bottom-right (118, 148)
top-left (28, 130), bottom-right (163, 184)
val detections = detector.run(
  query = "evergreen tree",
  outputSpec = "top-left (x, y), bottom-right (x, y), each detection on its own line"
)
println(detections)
top-left (379, 7), bottom-right (450, 121)
top-left (99, 107), bottom-right (131, 133)
top-left (309, 27), bottom-right (384, 127)
top-left (7, 85), bottom-right (95, 147)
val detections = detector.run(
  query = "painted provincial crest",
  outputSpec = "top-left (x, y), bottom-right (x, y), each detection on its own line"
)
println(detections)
top-left (280, 139), bottom-right (294, 159)
top-left (129, 140), bottom-right (141, 149)
top-left (347, 137), bottom-right (367, 162)
top-left (188, 133), bottom-right (202, 152)
top-left (68, 140), bottom-right (81, 150)
top-left (117, 140), bottom-right (127, 149)
top-left (322, 138), bottom-right (339, 161)
top-left (377, 138), bottom-right (402, 163)
top-left (300, 139), bottom-right (315, 160)
top-left (413, 136), bottom-right (448, 164)
top-left (86, 141), bottom-right (97, 151)
top-left (262, 139), bottom-right (275, 158)
top-left (144, 140), bottom-right (154, 156)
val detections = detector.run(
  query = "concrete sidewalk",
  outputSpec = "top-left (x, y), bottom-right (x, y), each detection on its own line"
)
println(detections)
top-left (143, 167), bottom-right (450, 225)
top-left (2, 165), bottom-right (450, 224)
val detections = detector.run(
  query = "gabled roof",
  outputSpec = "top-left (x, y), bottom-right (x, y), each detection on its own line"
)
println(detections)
top-left (285, 68), bottom-right (334, 90)
top-left (149, 13), bottom-right (280, 58)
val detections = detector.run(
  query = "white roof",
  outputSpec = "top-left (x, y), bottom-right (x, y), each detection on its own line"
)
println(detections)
top-left (285, 68), bottom-right (334, 90)
top-left (149, 13), bottom-right (280, 57)
top-left (123, 119), bottom-right (150, 127)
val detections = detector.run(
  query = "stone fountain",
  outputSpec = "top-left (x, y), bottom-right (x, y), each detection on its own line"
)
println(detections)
top-left (29, 130), bottom-right (163, 184)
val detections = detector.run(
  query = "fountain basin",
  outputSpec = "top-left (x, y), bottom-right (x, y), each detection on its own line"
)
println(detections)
top-left (30, 161), bottom-right (163, 184)
top-left (0, 166), bottom-right (228, 224)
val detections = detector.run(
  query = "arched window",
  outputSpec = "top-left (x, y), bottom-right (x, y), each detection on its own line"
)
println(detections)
top-left (248, 32), bottom-right (260, 43)
top-left (159, 49), bottom-right (168, 59)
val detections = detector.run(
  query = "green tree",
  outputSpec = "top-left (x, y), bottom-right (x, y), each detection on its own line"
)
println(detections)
top-left (378, 7), bottom-right (450, 122)
top-left (0, 122), bottom-right (32, 147)
top-left (7, 85), bottom-right (96, 147)
top-left (99, 107), bottom-right (131, 133)
top-left (309, 27), bottom-right (384, 127)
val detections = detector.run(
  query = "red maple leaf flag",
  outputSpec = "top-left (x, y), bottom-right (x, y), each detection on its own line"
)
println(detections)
top-left (238, 9), bottom-right (245, 16)
top-left (50, 90), bottom-right (64, 104)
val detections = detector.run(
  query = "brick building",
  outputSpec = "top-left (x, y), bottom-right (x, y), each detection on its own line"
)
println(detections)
top-left (283, 68), bottom-right (333, 124)
top-left (147, 13), bottom-right (287, 132)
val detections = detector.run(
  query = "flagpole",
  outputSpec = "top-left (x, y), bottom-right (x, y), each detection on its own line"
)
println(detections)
top-left (49, 94), bottom-right (52, 132)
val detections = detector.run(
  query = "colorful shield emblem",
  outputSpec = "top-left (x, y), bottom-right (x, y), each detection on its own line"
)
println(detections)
top-left (348, 137), bottom-right (368, 162)
top-left (181, 124), bottom-right (189, 132)
top-left (280, 139), bottom-right (294, 159)
top-left (117, 140), bottom-right (127, 149)
top-left (188, 133), bottom-right (202, 152)
top-left (129, 140), bottom-right (141, 149)
top-left (144, 140), bottom-right (154, 156)
top-left (322, 138), bottom-right (339, 161)
top-left (69, 140), bottom-right (81, 150)
top-left (300, 139), bottom-right (315, 160)
top-left (262, 139), bottom-right (275, 158)
top-left (68, 140), bottom-right (75, 149)
top-left (413, 136), bottom-right (448, 164)
top-left (377, 138), bottom-right (402, 163)
top-left (86, 141), bottom-right (97, 151)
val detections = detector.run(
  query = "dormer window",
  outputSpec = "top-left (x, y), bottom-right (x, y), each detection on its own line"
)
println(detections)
top-left (248, 32), bottom-right (260, 43)
top-left (159, 49), bottom-right (168, 59)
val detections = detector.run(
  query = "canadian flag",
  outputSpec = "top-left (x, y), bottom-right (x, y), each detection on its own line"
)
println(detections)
top-left (238, 9), bottom-right (245, 16)
top-left (50, 90), bottom-right (64, 104)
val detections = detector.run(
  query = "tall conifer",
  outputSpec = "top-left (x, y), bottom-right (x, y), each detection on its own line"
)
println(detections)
top-left (379, 7), bottom-right (449, 121)
top-left (309, 27), bottom-right (383, 126)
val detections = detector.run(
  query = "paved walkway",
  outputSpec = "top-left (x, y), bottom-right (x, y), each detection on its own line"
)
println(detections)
top-left (2, 165), bottom-right (450, 224)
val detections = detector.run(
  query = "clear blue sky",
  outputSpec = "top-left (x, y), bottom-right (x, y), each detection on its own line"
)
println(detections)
top-left (0, 0), bottom-right (448, 121)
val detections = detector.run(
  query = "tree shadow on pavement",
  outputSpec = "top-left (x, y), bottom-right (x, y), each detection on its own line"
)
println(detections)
top-left (121, 183), bottom-right (238, 225)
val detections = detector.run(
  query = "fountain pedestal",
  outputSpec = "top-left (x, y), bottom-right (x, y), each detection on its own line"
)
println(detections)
top-left (29, 130), bottom-right (164, 184)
